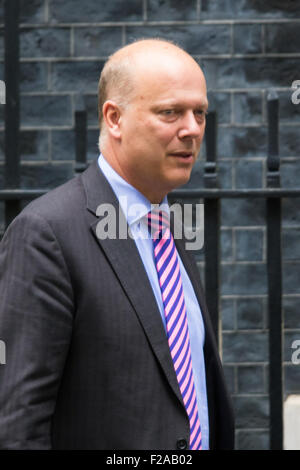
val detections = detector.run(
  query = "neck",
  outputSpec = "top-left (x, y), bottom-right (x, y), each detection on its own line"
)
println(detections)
top-left (100, 147), bottom-right (167, 205)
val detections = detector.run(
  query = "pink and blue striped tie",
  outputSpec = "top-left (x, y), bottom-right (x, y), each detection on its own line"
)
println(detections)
top-left (148, 208), bottom-right (202, 450)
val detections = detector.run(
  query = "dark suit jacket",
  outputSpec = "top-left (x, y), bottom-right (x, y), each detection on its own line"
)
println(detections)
top-left (0, 159), bottom-right (234, 450)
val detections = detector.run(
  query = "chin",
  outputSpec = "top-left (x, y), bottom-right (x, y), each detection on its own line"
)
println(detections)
top-left (167, 176), bottom-right (192, 193)
top-left (175, 170), bottom-right (193, 187)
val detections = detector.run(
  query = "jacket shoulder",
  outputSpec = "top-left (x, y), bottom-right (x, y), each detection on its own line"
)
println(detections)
top-left (21, 173), bottom-right (84, 222)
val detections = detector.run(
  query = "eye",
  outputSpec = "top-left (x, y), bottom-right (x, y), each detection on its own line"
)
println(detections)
top-left (194, 109), bottom-right (207, 116)
top-left (194, 109), bottom-right (208, 121)
top-left (162, 109), bottom-right (176, 116)
top-left (159, 109), bottom-right (179, 121)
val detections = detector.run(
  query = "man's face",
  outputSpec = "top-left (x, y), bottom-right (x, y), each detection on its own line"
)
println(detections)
top-left (115, 54), bottom-right (208, 203)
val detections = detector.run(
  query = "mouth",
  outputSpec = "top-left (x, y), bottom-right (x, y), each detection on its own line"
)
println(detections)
top-left (168, 152), bottom-right (194, 162)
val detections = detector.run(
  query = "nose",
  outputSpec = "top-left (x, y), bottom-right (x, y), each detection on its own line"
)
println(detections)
top-left (177, 111), bottom-right (204, 140)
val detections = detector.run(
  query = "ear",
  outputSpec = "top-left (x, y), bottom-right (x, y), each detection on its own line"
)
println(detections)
top-left (102, 100), bottom-right (122, 139)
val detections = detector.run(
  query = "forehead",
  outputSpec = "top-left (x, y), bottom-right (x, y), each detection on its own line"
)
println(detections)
top-left (131, 56), bottom-right (207, 106)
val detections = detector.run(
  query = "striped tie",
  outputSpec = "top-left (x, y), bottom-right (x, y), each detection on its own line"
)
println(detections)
top-left (148, 208), bottom-right (202, 450)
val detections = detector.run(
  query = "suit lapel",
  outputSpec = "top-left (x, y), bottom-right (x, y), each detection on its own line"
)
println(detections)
top-left (81, 159), bottom-right (184, 407)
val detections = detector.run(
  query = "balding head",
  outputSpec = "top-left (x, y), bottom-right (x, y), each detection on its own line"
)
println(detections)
top-left (96, 38), bottom-right (207, 203)
top-left (98, 39), bottom-right (205, 140)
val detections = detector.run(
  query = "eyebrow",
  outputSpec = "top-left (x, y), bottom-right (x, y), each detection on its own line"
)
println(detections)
top-left (152, 98), bottom-right (209, 110)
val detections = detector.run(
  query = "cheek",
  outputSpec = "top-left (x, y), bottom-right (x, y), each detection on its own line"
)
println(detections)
top-left (155, 132), bottom-right (178, 152)
top-left (200, 123), bottom-right (206, 140)
top-left (145, 119), bottom-right (176, 145)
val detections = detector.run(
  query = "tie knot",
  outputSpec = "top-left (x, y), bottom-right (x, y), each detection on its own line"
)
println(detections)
top-left (147, 208), bottom-right (170, 238)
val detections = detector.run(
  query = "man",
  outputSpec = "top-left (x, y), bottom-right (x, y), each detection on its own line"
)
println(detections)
top-left (0, 39), bottom-right (234, 450)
